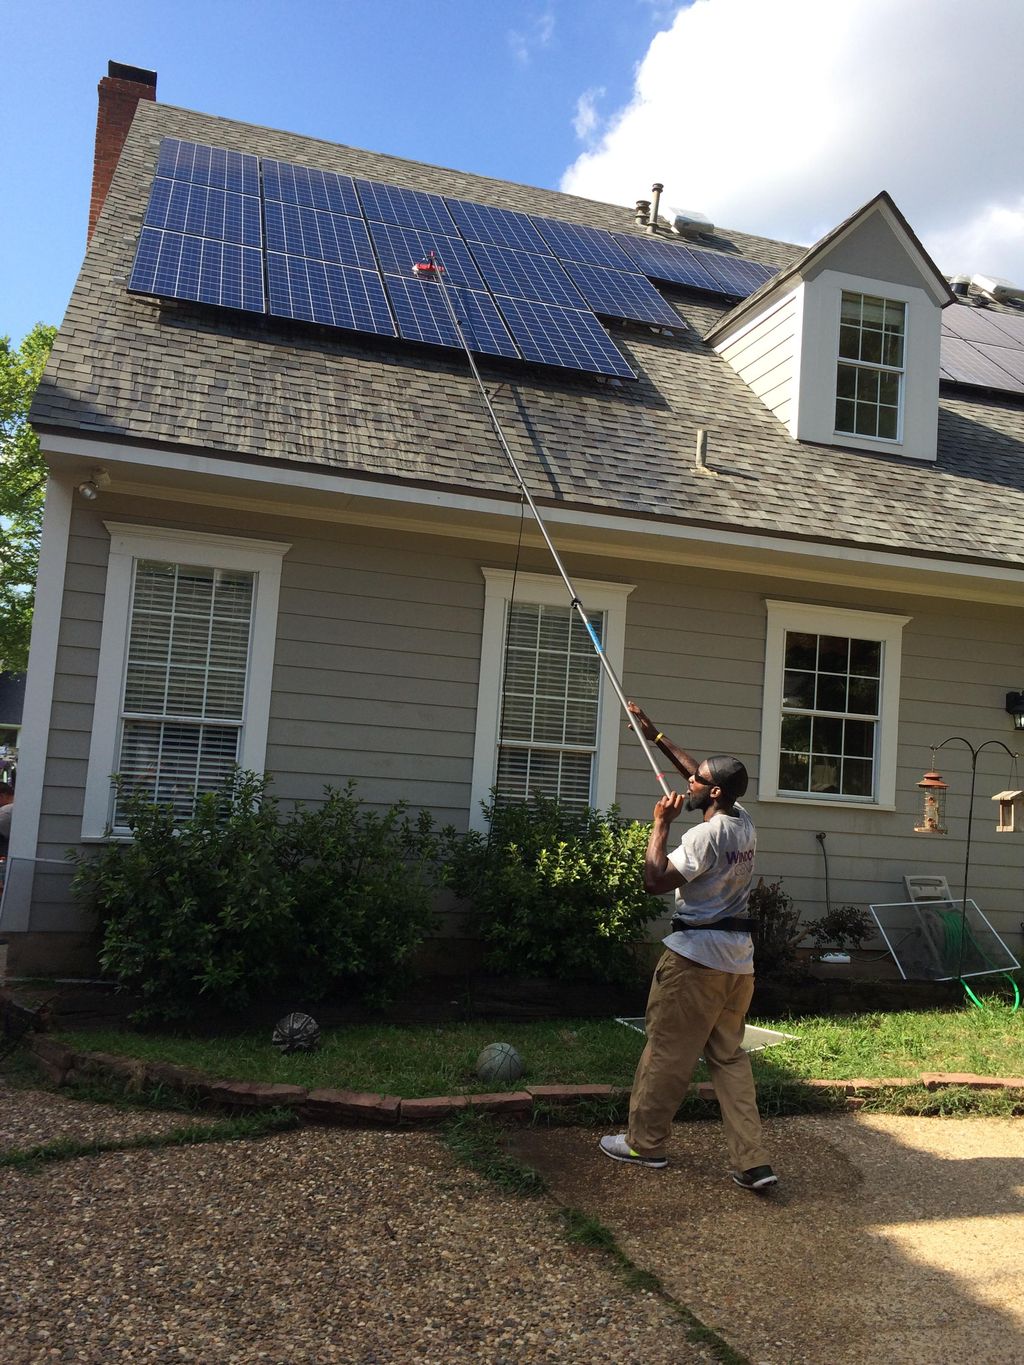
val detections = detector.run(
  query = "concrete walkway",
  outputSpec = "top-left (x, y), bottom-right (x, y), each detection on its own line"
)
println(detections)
top-left (511, 1112), bottom-right (1024, 1365)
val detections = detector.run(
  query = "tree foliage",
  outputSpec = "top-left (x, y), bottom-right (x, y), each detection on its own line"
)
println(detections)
top-left (1, 323), bottom-right (56, 672)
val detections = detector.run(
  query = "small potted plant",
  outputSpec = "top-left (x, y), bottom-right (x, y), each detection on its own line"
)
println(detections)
top-left (804, 905), bottom-right (872, 963)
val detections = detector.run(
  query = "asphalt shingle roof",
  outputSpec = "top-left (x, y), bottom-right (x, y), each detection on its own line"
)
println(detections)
top-left (32, 101), bottom-right (1024, 570)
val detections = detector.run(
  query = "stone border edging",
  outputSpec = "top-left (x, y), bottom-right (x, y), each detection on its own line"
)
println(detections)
top-left (23, 1037), bottom-right (1024, 1124)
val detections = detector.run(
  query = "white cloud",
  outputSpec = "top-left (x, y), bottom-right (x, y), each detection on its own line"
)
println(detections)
top-left (508, 11), bottom-right (556, 66)
top-left (573, 87), bottom-right (606, 142)
top-left (562, 0), bottom-right (1024, 282)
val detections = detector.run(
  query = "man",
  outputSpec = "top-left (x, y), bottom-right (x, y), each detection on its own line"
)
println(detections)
top-left (0, 781), bottom-right (13, 858)
top-left (599, 703), bottom-right (776, 1191)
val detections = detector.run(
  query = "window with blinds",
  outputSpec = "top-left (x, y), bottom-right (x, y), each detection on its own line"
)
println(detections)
top-left (494, 601), bottom-right (602, 808)
top-left (113, 559), bottom-right (256, 825)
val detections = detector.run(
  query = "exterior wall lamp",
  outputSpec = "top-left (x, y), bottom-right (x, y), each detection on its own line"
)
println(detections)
top-left (1005, 691), bottom-right (1024, 730)
top-left (77, 467), bottom-right (111, 500)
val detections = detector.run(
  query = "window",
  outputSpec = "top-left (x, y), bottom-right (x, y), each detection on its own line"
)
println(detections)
top-left (759, 601), bottom-right (910, 808)
top-left (495, 600), bottom-right (602, 807)
top-left (469, 569), bottom-right (634, 828)
top-left (114, 560), bottom-right (256, 824)
top-left (82, 525), bottom-right (289, 837)
top-left (835, 291), bottom-right (905, 440)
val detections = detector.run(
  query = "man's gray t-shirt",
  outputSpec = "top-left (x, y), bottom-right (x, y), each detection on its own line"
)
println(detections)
top-left (663, 804), bottom-right (756, 974)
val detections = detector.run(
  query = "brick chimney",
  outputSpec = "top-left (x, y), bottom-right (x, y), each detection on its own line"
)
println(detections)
top-left (88, 61), bottom-right (157, 243)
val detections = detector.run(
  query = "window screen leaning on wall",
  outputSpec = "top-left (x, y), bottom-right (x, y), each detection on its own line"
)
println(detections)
top-left (778, 630), bottom-right (880, 798)
top-left (495, 601), bottom-right (602, 807)
top-left (835, 292), bottom-right (906, 440)
top-left (115, 560), bottom-right (255, 824)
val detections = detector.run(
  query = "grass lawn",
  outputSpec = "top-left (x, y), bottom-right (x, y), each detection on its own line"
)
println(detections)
top-left (52, 1004), bottom-right (1023, 1098)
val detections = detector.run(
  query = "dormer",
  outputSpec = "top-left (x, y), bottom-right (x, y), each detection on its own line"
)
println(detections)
top-left (705, 193), bottom-right (955, 463)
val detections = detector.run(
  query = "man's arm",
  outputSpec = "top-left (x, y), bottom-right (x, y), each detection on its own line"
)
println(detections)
top-left (644, 793), bottom-right (688, 895)
top-left (627, 702), bottom-right (699, 780)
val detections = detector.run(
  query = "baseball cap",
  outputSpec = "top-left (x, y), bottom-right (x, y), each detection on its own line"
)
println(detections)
top-left (704, 755), bottom-right (748, 801)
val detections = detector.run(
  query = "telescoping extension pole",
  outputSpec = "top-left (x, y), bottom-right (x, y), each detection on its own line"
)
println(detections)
top-left (412, 252), bottom-right (672, 798)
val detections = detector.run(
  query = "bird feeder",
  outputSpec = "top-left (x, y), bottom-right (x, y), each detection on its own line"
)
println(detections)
top-left (991, 789), bottom-right (1024, 833)
top-left (914, 769), bottom-right (948, 834)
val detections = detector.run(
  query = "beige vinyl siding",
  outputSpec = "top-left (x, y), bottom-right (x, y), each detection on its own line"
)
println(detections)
top-left (716, 294), bottom-right (799, 424)
top-left (28, 495), bottom-right (1024, 951)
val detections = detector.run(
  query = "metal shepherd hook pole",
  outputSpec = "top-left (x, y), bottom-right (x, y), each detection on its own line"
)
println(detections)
top-left (413, 250), bottom-right (673, 797)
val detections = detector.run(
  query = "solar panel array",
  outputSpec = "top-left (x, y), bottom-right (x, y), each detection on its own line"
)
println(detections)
top-left (131, 138), bottom-right (781, 380)
top-left (940, 305), bottom-right (1024, 396)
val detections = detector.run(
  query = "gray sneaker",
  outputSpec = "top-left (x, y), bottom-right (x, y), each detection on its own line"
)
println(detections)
top-left (599, 1134), bottom-right (668, 1168)
top-left (731, 1164), bottom-right (778, 1191)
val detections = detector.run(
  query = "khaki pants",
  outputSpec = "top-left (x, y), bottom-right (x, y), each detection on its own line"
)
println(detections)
top-left (627, 949), bottom-right (769, 1170)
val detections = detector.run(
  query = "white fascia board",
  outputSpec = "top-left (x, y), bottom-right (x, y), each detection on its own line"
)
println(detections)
top-left (38, 431), bottom-right (1024, 603)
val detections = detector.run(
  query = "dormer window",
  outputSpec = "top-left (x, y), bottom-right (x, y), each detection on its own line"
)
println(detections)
top-left (835, 292), bottom-right (905, 441)
top-left (706, 191), bottom-right (950, 463)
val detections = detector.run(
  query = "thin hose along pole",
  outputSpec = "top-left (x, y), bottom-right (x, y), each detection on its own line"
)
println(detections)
top-left (418, 251), bottom-right (672, 798)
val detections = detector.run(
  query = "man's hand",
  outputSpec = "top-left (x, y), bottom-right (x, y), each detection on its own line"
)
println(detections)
top-left (627, 700), bottom-right (658, 741)
top-left (644, 791), bottom-right (687, 895)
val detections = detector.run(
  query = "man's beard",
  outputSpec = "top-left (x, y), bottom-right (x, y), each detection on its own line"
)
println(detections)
top-left (684, 788), bottom-right (712, 813)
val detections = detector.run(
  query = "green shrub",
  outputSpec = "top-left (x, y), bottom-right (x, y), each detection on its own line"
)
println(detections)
top-left (70, 773), bottom-right (441, 1021)
top-left (443, 795), bottom-right (660, 984)
top-left (749, 876), bottom-right (804, 977)
top-left (281, 784), bottom-right (440, 1001)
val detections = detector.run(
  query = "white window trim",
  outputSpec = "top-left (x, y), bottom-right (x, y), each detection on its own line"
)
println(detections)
top-left (81, 523), bottom-right (290, 839)
top-left (795, 268), bottom-right (940, 462)
top-left (834, 291), bottom-right (906, 445)
top-left (759, 600), bottom-right (910, 810)
top-left (468, 568), bottom-right (635, 831)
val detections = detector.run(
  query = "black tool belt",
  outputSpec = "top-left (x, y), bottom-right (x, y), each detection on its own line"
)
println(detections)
top-left (670, 915), bottom-right (754, 933)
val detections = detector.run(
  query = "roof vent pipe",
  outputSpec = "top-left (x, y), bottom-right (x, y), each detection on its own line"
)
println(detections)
top-left (646, 183), bottom-right (664, 234)
top-left (695, 428), bottom-right (708, 470)
top-left (634, 199), bottom-right (651, 227)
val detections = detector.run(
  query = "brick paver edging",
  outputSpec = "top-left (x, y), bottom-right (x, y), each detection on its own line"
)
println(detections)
top-left (23, 1037), bottom-right (1024, 1125)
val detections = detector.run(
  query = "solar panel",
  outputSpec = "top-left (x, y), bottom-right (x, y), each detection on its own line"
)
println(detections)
top-left (469, 242), bottom-right (584, 309)
top-left (144, 178), bottom-right (263, 248)
top-left (941, 305), bottom-right (1018, 345)
top-left (561, 262), bottom-right (684, 328)
top-left (974, 341), bottom-right (1024, 386)
top-left (532, 217), bottom-right (637, 271)
top-left (612, 234), bottom-right (723, 291)
top-left (939, 334), bottom-right (1024, 394)
top-left (267, 254), bottom-right (396, 335)
top-left (262, 159), bottom-right (361, 217)
top-left (446, 199), bottom-right (550, 254)
top-left (356, 179), bottom-right (457, 235)
top-left (264, 201), bottom-right (376, 270)
top-left (494, 296), bottom-right (636, 378)
top-left (985, 310), bottom-right (1024, 346)
top-left (129, 228), bottom-right (265, 312)
top-left (695, 249), bottom-right (777, 297)
top-left (156, 139), bottom-right (260, 196)
top-left (383, 276), bottom-right (519, 358)
top-left (368, 222), bottom-right (484, 290)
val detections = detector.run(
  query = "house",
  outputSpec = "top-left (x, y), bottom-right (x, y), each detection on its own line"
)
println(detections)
top-left (4, 62), bottom-right (1024, 976)
top-left (0, 674), bottom-right (25, 786)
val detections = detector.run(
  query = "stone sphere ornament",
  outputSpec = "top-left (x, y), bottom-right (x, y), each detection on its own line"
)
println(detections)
top-left (272, 1012), bottom-right (322, 1054)
top-left (475, 1041), bottom-right (524, 1086)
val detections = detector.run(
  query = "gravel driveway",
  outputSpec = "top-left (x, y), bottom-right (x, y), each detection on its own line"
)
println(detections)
top-left (1, 1084), bottom-right (714, 1364)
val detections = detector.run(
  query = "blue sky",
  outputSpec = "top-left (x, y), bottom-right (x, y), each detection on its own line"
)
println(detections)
top-left (1, 0), bottom-right (671, 346)
top-left (5, 1), bottom-right (1024, 350)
